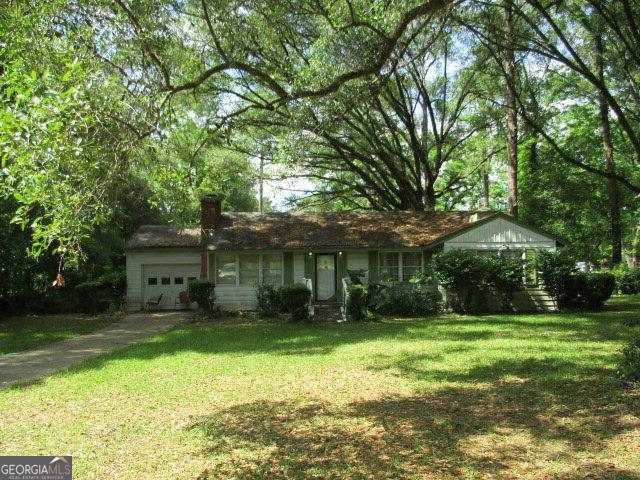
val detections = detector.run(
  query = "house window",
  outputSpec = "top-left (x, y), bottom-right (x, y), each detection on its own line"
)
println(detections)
top-left (174, 277), bottom-right (184, 285)
top-left (161, 277), bottom-right (171, 285)
top-left (148, 277), bottom-right (157, 285)
top-left (262, 253), bottom-right (283, 285)
top-left (379, 252), bottom-right (423, 282)
top-left (216, 253), bottom-right (237, 284)
top-left (239, 254), bottom-right (260, 285)
top-left (379, 252), bottom-right (400, 281)
top-left (187, 277), bottom-right (196, 283)
top-left (402, 252), bottom-right (422, 281)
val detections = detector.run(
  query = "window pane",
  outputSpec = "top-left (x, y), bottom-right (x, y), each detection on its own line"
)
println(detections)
top-left (148, 278), bottom-right (157, 285)
top-left (402, 252), bottom-right (422, 281)
top-left (216, 253), bottom-right (237, 284)
top-left (239, 254), bottom-right (260, 285)
top-left (161, 277), bottom-right (170, 285)
top-left (262, 253), bottom-right (282, 270)
top-left (174, 277), bottom-right (184, 285)
top-left (262, 253), bottom-right (282, 285)
top-left (379, 252), bottom-right (399, 281)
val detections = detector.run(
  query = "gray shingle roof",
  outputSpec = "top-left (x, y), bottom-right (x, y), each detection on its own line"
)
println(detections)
top-left (124, 225), bottom-right (201, 249)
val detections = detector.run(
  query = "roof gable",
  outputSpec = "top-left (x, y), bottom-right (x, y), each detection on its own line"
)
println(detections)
top-left (431, 212), bottom-right (560, 247)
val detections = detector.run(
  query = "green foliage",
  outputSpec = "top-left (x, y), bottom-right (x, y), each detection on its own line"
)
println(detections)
top-left (433, 250), bottom-right (523, 313)
top-left (537, 251), bottom-right (614, 309)
top-left (255, 283), bottom-right (281, 318)
top-left (536, 250), bottom-right (578, 308)
top-left (347, 269), bottom-right (367, 285)
top-left (370, 284), bottom-right (441, 317)
top-left (618, 335), bottom-right (640, 385)
top-left (613, 265), bottom-right (640, 295)
top-left (344, 284), bottom-right (370, 321)
top-left (277, 284), bottom-right (311, 322)
top-left (75, 269), bottom-right (126, 313)
top-left (187, 280), bottom-right (216, 312)
top-left (577, 272), bottom-right (616, 310)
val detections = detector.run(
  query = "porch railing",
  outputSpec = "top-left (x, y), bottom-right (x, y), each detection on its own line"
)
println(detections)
top-left (302, 277), bottom-right (314, 318)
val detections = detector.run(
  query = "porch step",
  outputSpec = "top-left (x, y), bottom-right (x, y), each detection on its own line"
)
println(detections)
top-left (313, 303), bottom-right (342, 322)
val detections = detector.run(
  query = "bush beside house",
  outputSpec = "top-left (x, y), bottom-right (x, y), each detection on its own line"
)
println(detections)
top-left (344, 283), bottom-right (370, 321)
top-left (433, 250), bottom-right (523, 314)
top-left (187, 279), bottom-right (216, 313)
top-left (537, 250), bottom-right (615, 309)
top-left (254, 283), bottom-right (311, 322)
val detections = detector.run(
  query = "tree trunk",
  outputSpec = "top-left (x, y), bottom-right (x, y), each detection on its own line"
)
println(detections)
top-left (504, 0), bottom-right (518, 217)
top-left (594, 27), bottom-right (622, 265)
top-left (482, 167), bottom-right (490, 208)
top-left (258, 154), bottom-right (264, 213)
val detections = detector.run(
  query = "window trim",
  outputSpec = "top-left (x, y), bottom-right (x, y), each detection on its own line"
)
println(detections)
top-left (215, 252), bottom-right (284, 287)
top-left (378, 251), bottom-right (423, 282)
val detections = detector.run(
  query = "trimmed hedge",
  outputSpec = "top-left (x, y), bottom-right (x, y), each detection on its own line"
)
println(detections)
top-left (278, 283), bottom-right (311, 322)
top-left (187, 279), bottom-right (216, 312)
top-left (537, 250), bottom-right (615, 310)
top-left (370, 284), bottom-right (441, 316)
top-left (577, 272), bottom-right (616, 309)
top-left (255, 283), bottom-right (281, 318)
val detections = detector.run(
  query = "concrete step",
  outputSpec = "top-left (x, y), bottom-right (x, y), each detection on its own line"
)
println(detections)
top-left (313, 303), bottom-right (342, 322)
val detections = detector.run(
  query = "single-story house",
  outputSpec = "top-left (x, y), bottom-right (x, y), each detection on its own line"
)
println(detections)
top-left (125, 195), bottom-right (559, 311)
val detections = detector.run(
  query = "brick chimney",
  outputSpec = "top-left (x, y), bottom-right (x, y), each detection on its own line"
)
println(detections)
top-left (200, 194), bottom-right (222, 278)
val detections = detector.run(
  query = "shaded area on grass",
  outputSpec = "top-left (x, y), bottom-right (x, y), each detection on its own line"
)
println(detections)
top-left (191, 365), bottom-right (639, 479)
top-left (0, 313), bottom-right (120, 354)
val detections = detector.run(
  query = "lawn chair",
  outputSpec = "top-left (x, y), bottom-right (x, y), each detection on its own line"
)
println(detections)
top-left (175, 291), bottom-right (189, 309)
top-left (146, 293), bottom-right (163, 311)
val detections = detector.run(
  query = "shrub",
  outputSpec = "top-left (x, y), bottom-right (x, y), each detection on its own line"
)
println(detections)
top-left (344, 283), bottom-right (370, 321)
top-left (278, 283), bottom-right (311, 322)
top-left (536, 250), bottom-right (577, 308)
top-left (254, 283), bottom-right (281, 318)
top-left (187, 279), bottom-right (216, 312)
top-left (613, 265), bottom-right (640, 294)
top-left (618, 334), bottom-right (640, 384)
top-left (347, 269), bottom-right (367, 285)
top-left (576, 272), bottom-right (615, 309)
top-left (75, 269), bottom-right (127, 313)
top-left (370, 283), bottom-right (441, 316)
top-left (433, 250), bottom-right (485, 313)
top-left (537, 251), bottom-right (615, 310)
top-left (433, 250), bottom-right (523, 313)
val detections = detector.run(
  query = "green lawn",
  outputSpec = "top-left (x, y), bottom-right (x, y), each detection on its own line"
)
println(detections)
top-left (0, 313), bottom-right (120, 354)
top-left (1, 298), bottom-right (639, 479)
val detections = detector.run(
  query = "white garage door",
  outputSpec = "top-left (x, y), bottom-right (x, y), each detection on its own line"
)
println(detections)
top-left (142, 264), bottom-right (200, 310)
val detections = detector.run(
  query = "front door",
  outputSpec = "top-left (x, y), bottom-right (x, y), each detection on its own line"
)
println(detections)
top-left (316, 254), bottom-right (336, 301)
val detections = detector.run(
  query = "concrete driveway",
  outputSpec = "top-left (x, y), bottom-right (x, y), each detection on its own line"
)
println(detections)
top-left (0, 311), bottom-right (191, 389)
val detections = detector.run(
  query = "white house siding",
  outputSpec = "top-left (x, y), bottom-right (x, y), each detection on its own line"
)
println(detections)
top-left (443, 217), bottom-right (556, 251)
top-left (125, 248), bottom-right (201, 311)
top-left (214, 284), bottom-right (258, 310)
top-left (293, 253), bottom-right (305, 283)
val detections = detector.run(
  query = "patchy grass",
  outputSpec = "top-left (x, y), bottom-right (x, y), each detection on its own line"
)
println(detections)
top-left (0, 297), bottom-right (639, 479)
top-left (0, 313), bottom-right (121, 354)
